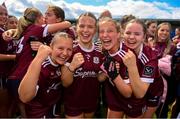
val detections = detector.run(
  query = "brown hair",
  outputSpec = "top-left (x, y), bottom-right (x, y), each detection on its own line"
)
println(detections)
top-left (76, 12), bottom-right (97, 25)
top-left (120, 14), bottom-right (136, 30)
top-left (47, 5), bottom-right (65, 21)
top-left (124, 18), bottom-right (147, 36)
top-left (145, 20), bottom-right (157, 29)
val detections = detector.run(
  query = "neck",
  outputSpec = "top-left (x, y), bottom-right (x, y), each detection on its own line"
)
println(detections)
top-left (78, 40), bottom-right (93, 49)
top-left (109, 42), bottom-right (120, 54)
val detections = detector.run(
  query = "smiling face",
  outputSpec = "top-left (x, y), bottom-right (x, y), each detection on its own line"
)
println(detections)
top-left (148, 22), bottom-right (157, 36)
top-left (76, 15), bottom-right (96, 46)
top-left (50, 34), bottom-right (73, 65)
top-left (6, 16), bottom-right (18, 29)
top-left (157, 24), bottom-right (171, 43)
top-left (123, 20), bottom-right (146, 54)
top-left (99, 19), bottom-right (120, 54)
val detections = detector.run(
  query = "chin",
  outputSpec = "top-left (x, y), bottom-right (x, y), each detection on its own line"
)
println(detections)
top-left (55, 60), bottom-right (64, 65)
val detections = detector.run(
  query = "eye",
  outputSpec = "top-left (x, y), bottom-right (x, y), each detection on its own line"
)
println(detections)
top-left (99, 30), bottom-right (104, 34)
top-left (79, 24), bottom-right (85, 28)
top-left (107, 29), bottom-right (114, 33)
top-left (125, 31), bottom-right (131, 35)
top-left (88, 25), bottom-right (95, 29)
top-left (134, 32), bottom-right (141, 36)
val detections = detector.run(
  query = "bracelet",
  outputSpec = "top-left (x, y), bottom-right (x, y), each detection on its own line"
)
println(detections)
top-left (67, 65), bottom-right (74, 73)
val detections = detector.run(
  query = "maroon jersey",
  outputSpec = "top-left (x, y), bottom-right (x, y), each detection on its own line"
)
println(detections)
top-left (154, 42), bottom-right (176, 59)
top-left (0, 27), bottom-right (17, 76)
top-left (9, 24), bottom-right (48, 80)
top-left (101, 42), bottom-right (161, 117)
top-left (64, 41), bottom-right (104, 112)
top-left (25, 57), bottom-right (63, 118)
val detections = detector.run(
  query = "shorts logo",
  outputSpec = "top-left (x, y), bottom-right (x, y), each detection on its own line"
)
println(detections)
top-left (93, 57), bottom-right (99, 64)
top-left (143, 66), bottom-right (154, 77)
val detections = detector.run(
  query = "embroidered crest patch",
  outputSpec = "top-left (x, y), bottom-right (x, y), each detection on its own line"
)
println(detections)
top-left (143, 66), bottom-right (154, 77)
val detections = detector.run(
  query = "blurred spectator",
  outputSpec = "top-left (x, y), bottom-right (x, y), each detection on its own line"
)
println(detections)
top-left (99, 9), bottom-right (112, 19)
top-left (5, 15), bottom-right (18, 30)
top-left (172, 27), bottom-right (180, 45)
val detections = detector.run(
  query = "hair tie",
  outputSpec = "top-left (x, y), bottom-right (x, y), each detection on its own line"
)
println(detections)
top-left (24, 16), bottom-right (34, 23)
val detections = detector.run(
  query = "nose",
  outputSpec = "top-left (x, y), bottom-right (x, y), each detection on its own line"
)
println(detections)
top-left (129, 33), bottom-right (135, 39)
top-left (102, 31), bottom-right (108, 37)
top-left (83, 26), bottom-right (89, 32)
top-left (62, 50), bottom-right (68, 57)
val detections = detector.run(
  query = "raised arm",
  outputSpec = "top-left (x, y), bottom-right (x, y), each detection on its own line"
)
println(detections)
top-left (122, 50), bottom-right (150, 98)
top-left (2, 29), bottom-right (17, 41)
top-left (18, 45), bottom-right (52, 103)
top-left (47, 21), bottom-right (71, 34)
top-left (102, 58), bottom-right (132, 98)
top-left (61, 52), bottom-right (84, 87)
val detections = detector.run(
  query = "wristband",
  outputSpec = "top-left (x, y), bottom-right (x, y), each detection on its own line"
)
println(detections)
top-left (67, 65), bottom-right (74, 73)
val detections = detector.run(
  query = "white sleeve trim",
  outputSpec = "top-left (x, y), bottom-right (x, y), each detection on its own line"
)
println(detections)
top-left (124, 79), bottom-right (130, 84)
top-left (140, 77), bottom-right (154, 83)
top-left (35, 85), bottom-right (39, 96)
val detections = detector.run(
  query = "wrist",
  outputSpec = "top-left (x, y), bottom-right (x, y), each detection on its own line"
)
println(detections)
top-left (68, 64), bottom-right (75, 73)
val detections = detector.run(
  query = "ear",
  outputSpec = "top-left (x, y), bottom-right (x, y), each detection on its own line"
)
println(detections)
top-left (56, 18), bottom-right (62, 23)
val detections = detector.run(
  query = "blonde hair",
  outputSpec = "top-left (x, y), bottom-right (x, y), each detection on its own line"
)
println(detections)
top-left (154, 22), bottom-right (172, 56)
top-left (13, 7), bottom-right (42, 39)
top-left (50, 32), bottom-right (73, 46)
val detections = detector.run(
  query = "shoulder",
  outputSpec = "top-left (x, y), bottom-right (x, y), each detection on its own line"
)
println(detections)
top-left (138, 45), bottom-right (158, 65)
top-left (142, 45), bottom-right (157, 60)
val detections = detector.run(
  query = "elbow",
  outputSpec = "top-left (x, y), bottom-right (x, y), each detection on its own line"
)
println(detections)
top-left (62, 83), bottom-right (70, 88)
top-left (123, 91), bottom-right (132, 98)
top-left (19, 94), bottom-right (33, 103)
top-left (136, 94), bottom-right (145, 99)
top-left (19, 95), bottom-right (29, 103)
top-left (121, 89), bottom-right (132, 98)
top-left (125, 93), bottom-right (132, 98)
top-left (18, 90), bottom-right (35, 103)
top-left (61, 78), bottom-right (73, 88)
top-left (135, 91), bottom-right (146, 99)
top-left (62, 81), bottom-right (73, 88)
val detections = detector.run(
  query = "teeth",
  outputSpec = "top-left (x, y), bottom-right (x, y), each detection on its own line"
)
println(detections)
top-left (82, 33), bottom-right (89, 37)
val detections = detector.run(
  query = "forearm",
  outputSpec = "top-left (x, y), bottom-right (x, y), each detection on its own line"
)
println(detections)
top-left (0, 54), bottom-right (16, 61)
top-left (113, 75), bottom-right (132, 98)
top-left (18, 57), bottom-right (43, 103)
top-left (61, 64), bottom-right (74, 87)
top-left (48, 21), bottom-right (71, 33)
top-left (128, 66), bottom-right (149, 98)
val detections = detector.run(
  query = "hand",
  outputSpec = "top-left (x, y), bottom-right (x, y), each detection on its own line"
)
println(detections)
top-left (35, 45), bottom-right (52, 61)
top-left (2, 29), bottom-right (14, 41)
top-left (103, 54), bottom-right (119, 80)
top-left (30, 41), bottom-right (43, 51)
top-left (122, 49), bottom-right (137, 68)
top-left (69, 52), bottom-right (84, 71)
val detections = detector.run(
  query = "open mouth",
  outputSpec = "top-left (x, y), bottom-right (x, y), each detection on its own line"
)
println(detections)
top-left (81, 33), bottom-right (91, 39)
top-left (102, 39), bottom-right (111, 46)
